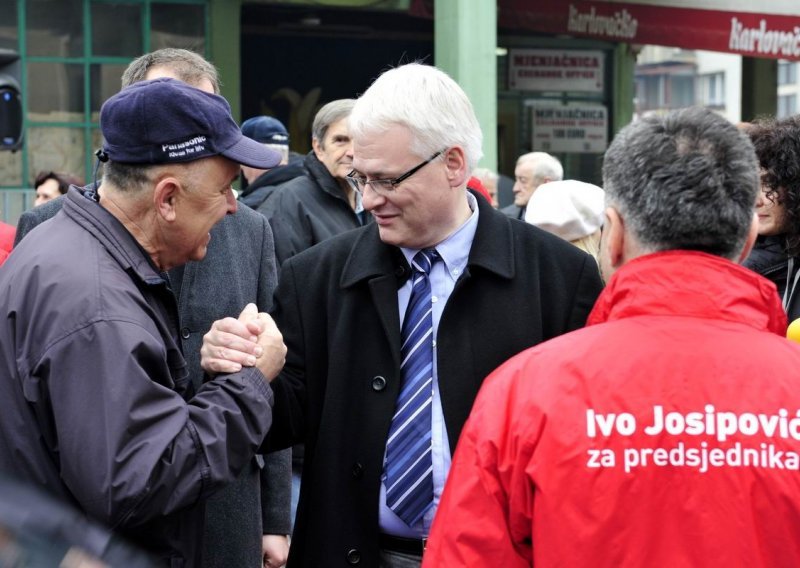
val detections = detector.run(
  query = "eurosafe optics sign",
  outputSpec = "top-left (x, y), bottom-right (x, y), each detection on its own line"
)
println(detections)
top-left (531, 105), bottom-right (608, 154)
top-left (509, 49), bottom-right (604, 93)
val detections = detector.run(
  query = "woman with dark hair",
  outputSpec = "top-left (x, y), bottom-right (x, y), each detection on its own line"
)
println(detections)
top-left (743, 116), bottom-right (800, 323)
top-left (33, 170), bottom-right (83, 207)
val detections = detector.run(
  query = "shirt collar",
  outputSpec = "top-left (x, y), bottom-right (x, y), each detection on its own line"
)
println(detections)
top-left (400, 191), bottom-right (479, 278)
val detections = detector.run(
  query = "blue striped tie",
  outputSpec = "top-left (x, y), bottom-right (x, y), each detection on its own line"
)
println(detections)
top-left (385, 248), bottom-right (439, 527)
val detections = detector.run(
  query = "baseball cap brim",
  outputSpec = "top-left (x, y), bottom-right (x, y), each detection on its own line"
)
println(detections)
top-left (222, 135), bottom-right (282, 169)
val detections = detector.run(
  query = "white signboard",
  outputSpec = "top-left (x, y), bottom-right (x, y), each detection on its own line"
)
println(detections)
top-left (532, 105), bottom-right (608, 153)
top-left (509, 49), bottom-right (604, 93)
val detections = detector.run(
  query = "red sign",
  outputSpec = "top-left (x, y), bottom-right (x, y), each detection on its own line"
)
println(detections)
top-left (501, 1), bottom-right (800, 61)
top-left (410, 1), bottom-right (800, 61)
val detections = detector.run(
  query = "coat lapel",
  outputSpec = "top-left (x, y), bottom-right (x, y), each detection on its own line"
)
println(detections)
top-left (340, 225), bottom-right (410, 370)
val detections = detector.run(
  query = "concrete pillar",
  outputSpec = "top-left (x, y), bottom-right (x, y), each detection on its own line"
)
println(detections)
top-left (209, 0), bottom-right (242, 121)
top-left (434, 0), bottom-right (497, 172)
top-left (741, 57), bottom-right (777, 121)
top-left (612, 43), bottom-right (636, 136)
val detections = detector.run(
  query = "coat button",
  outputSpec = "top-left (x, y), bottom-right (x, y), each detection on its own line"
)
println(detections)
top-left (346, 548), bottom-right (361, 564)
top-left (352, 462), bottom-right (364, 478)
top-left (180, 327), bottom-right (191, 339)
top-left (371, 376), bottom-right (387, 391)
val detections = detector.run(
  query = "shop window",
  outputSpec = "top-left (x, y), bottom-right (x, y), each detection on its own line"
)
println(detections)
top-left (26, 0), bottom-right (84, 57)
top-left (27, 62), bottom-right (85, 118)
top-left (90, 63), bottom-right (127, 117)
top-left (152, 3), bottom-right (205, 52)
top-left (92, 3), bottom-right (143, 57)
top-left (778, 61), bottom-right (797, 86)
top-left (26, 126), bottom-right (87, 185)
top-left (698, 72), bottom-right (725, 108)
top-left (0, 0), bottom-right (18, 50)
top-left (778, 94), bottom-right (797, 119)
top-left (669, 75), bottom-right (694, 108)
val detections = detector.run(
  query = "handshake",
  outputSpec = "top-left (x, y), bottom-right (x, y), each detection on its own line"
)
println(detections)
top-left (200, 303), bottom-right (287, 381)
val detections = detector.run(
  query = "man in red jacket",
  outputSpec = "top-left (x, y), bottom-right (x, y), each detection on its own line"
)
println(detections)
top-left (424, 107), bottom-right (800, 567)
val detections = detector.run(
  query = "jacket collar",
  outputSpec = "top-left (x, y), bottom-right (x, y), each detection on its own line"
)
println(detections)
top-left (340, 191), bottom-right (515, 288)
top-left (62, 186), bottom-right (166, 286)
top-left (742, 235), bottom-right (788, 276)
top-left (588, 250), bottom-right (787, 334)
top-left (303, 150), bottom-right (350, 202)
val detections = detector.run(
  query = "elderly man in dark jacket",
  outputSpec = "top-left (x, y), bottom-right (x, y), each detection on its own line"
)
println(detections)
top-left (204, 63), bottom-right (603, 568)
top-left (13, 49), bottom-right (293, 568)
top-left (0, 79), bottom-right (287, 567)
top-left (256, 99), bottom-right (367, 266)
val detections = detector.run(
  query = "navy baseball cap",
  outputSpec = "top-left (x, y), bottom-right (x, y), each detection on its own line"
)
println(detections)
top-left (241, 116), bottom-right (289, 146)
top-left (100, 77), bottom-right (281, 169)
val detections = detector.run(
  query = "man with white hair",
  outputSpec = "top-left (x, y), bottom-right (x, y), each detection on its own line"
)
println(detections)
top-left (501, 151), bottom-right (563, 219)
top-left (203, 62), bottom-right (602, 567)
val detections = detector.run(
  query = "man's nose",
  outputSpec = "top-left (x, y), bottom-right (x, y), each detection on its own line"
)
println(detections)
top-left (361, 183), bottom-right (384, 211)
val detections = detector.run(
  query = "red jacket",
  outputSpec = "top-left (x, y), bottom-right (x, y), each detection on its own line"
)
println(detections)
top-left (0, 222), bottom-right (14, 267)
top-left (425, 251), bottom-right (800, 567)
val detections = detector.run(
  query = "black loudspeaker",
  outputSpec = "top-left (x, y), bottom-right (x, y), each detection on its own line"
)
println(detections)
top-left (0, 49), bottom-right (22, 152)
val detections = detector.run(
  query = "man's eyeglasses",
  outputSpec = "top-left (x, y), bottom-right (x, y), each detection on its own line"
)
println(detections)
top-left (346, 151), bottom-right (443, 196)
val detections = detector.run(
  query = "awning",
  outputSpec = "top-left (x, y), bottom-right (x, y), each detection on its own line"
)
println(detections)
top-left (412, 1), bottom-right (800, 61)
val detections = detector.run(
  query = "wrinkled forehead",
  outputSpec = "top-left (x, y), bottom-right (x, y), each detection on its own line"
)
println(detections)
top-left (352, 124), bottom-right (415, 174)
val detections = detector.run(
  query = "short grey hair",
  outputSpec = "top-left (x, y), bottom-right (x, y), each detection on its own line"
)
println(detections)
top-left (103, 161), bottom-right (158, 193)
top-left (602, 107), bottom-right (759, 260)
top-left (312, 99), bottom-right (356, 147)
top-left (349, 63), bottom-right (483, 171)
top-left (517, 152), bottom-right (563, 182)
top-left (121, 48), bottom-right (220, 94)
top-left (104, 160), bottom-right (197, 194)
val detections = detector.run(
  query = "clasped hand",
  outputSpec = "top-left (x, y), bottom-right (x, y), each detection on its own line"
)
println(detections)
top-left (200, 303), bottom-right (286, 381)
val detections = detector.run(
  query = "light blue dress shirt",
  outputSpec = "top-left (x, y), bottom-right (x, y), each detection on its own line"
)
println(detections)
top-left (379, 192), bottom-right (480, 538)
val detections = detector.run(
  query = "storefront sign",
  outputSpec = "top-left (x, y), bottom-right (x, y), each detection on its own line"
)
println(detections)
top-left (531, 105), bottom-right (608, 154)
top-left (509, 49), bottom-right (604, 93)
top-left (406, 0), bottom-right (800, 62)
top-left (498, 1), bottom-right (800, 61)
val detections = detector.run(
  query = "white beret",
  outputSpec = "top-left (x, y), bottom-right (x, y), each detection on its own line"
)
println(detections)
top-left (524, 180), bottom-right (605, 242)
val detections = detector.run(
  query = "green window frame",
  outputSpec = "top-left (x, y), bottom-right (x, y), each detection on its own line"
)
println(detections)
top-left (1, 0), bottom-right (208, 222)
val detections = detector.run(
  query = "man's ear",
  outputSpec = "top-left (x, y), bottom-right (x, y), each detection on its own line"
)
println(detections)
top-left (738, 212), bottom-right (760, 264)
top-left (154, 176), bottom-right (180, 222)
top-left (443, 146), bottom-right (468, 188)
top-left (604, 206), bottom-right (625, 270)
top-left (311, 137), bottom-right (324, 161)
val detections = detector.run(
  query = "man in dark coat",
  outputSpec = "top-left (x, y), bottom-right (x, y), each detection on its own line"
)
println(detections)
top-left (256, 99), bottom-right (367, 266)
top-left (238, 115), bottom-right (306, 210)
top-left (13, 49), bottom-right (292, 568)
top-left (204, 63), bottom-right (603, 568)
